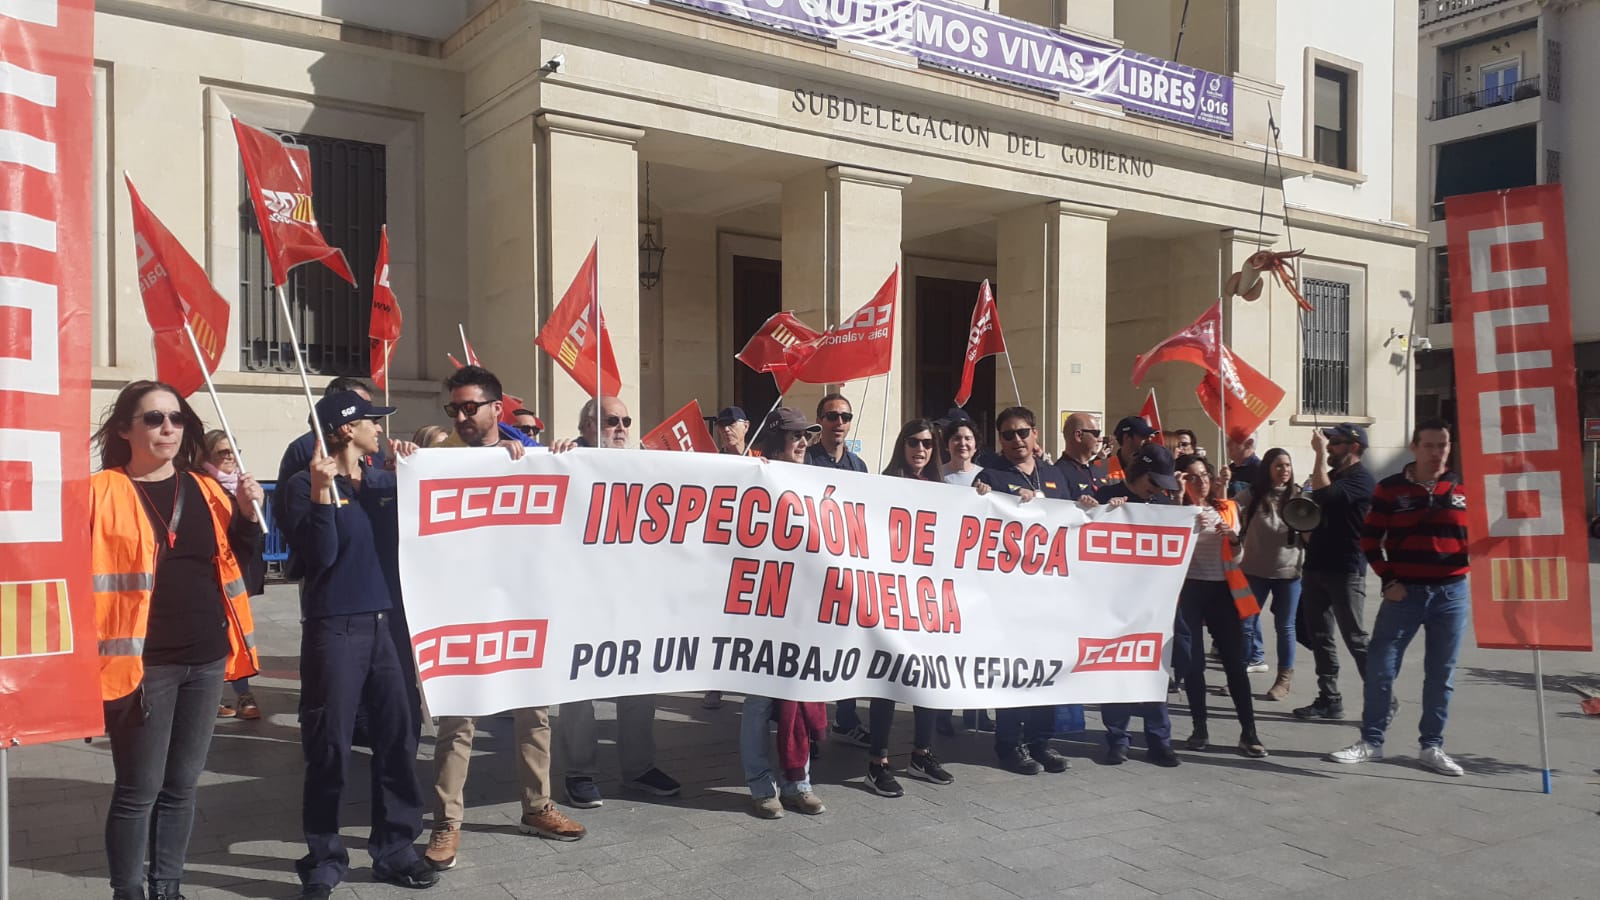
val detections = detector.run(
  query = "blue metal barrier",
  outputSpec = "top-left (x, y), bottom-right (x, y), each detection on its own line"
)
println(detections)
top-left (260, 480), bottom-right (288, 576)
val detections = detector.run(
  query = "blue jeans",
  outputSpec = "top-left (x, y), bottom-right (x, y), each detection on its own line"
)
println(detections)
top-left (740, 696), bottom-right (812, 799)
top-left (1360, 581), bottom-right (1469, 750)
top-left (106, 657), bottom-right (227, 893)
top-left (1244, 576), bottom-right (1302, 669)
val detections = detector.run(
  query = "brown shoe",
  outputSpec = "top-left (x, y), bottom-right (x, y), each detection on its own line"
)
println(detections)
top-left (519, 804), bottom-right (586, 842)
top-left (235, 693), bottom-right (261, 720)
top-left (424, 823), bottom-right (459, 870)
top-left (1264, 669), bottom-right (1293, 701)
top-left (216, 703), bottom-right (237, 718)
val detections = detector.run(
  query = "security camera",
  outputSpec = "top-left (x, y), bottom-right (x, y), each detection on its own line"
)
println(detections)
top-left (541, 54), bottom-right (564, 74)
top-left (1416, 336), bottom-right (1433, 351)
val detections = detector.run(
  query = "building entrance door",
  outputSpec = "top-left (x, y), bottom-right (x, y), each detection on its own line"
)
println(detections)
top-left (731, 255), bottom-right (782, 423)
top-left (914, 275), bottom-right (996, 439)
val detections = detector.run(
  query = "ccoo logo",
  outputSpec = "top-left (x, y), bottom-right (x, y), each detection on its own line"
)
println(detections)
top-left (418, 475), bottom-right (569, 536)
top-left (1079, 523), bottom-right (1191, 566)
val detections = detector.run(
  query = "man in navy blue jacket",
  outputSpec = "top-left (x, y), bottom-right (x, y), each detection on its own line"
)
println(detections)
top-left (283, 391), bottom-right (435, 898)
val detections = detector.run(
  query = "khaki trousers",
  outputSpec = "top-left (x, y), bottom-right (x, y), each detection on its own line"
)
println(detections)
top-left (431, 706), bottom-right (550, 825)
top-left (556, 696), bottom-right (657, 781)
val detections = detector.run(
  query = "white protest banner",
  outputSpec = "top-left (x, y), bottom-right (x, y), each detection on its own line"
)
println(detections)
top-left (397, 449), bottom-right (1198, 717)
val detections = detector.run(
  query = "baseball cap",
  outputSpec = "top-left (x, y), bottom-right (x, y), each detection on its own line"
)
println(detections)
top-left (1129, 443), bottom-right (1180, 491)
top-left (716, 406), bottom-right (748, 425)
top-left (1114, 415), bottom-right (1156, 439)
top-left (936, 407), bottom-right (976, 429)
top-left (1321, 423), bottom-right (1369, 448)
top-left (765, 407), bottom-right (821, 435)
top-left (313, 390), bottom-right (395, 434)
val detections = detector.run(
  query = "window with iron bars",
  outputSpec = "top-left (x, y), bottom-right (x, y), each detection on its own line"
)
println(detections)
top-left (1432, 247), bottom-right (1451, 324)
top-left (238, 131), bottom-right (386, 377)
top-left (1300, 278), bottom-right (1351, 416)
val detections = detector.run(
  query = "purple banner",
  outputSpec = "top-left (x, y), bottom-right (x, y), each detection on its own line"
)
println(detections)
top-left (660, 0), bottom-right (1234, 136)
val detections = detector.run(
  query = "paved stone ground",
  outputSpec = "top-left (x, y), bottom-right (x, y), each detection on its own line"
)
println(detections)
top-left (11, 571), bottom-right (1600, 900)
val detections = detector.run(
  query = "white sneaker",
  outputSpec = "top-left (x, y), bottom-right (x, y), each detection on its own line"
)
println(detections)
top-left (1329, 740), bottom-right (1382, 764)
top-left (1246, 661), bottom-right (1270, 674)
top-left (1419, 746), bottom-right (1464, 776)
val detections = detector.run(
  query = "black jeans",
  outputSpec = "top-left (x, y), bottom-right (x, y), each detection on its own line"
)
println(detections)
top-left (867, 699), bottom-right (936, 757)
top-left (1296, 570), bottom-right (1370, 704)
top-left (297, 611), bottom-right (424, 889)
top-left (1179, 579), bottom-right (1257, 736)
top-left (993, 706), bottom-right (1056, 756)
top-left (106, 656), bottom-right (227, 893)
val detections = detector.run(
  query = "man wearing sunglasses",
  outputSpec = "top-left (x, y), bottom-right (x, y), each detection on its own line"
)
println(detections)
top-left (1058, 412), bottom-right (1109, 498)
top-left (572, 396), bottom-right (634, 448)
top-left (1293, 423), bottom-right (1377, 723)
top-left (427, 366), bottom-right (584, 873)
top-left (1105, 415), bottom-right (1156, 485)
top-left (805, 393), bottom-right (868, 473)
top-left (511, 409), bottom-right (544, 445)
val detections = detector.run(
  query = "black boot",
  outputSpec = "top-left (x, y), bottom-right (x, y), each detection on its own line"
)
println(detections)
top-left (111, 889), bottom-right (146, 900)
top-left (149, 881), bottom-right (185, 900)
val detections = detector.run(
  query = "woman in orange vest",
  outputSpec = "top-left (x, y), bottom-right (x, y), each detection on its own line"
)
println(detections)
top-left (1173, 453), bottom-right (1268, 759)
top-left (90, 381), bottom-right (263, 900)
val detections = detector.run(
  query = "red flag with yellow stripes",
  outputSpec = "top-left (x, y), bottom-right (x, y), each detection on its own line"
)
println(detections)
top-left (0, 581), bottom-right (74, 658)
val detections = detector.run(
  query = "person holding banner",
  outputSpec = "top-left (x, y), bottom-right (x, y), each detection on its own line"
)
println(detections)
top-left (551, 397), bottom-right (684, 808)
top-left (974, 407), bottom-right (1078, 776)
top-left (1105, 416), bottom-right (1157, 484)
top-left (1173, 455), bottom-right (1269, 759)
top-left (281, 391), bottom-right (438, 897)
top-left (510, 409), bottom-right (545, 445)
top-left (1058, 413), bottom-right (1109, 499)
top-left (1330, 420), bottom-right (1470, 777)
top-left (739, 409), bottom-right (830, 817)
top-left (428, 367), bottom-right (584, 869)
top-left (805, 394), bottom-right (871, 748)
top-left (201, 430), bottom-right (266, 721)
top-left (715, 406), bottom-right (750, 455)
top-left (1093, 444), bottom-right (1184, 767)
top-left (91, 382), bottom-right (264, 900)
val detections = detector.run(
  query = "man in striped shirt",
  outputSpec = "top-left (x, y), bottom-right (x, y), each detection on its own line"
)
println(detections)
top-left (1329, 420), bottom-right (1469, 776)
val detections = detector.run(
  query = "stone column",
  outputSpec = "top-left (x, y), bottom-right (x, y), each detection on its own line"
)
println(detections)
top-left (997, 201), bottom-right (1115, 459)
top-left (781, 165), bottom-right (909, 463)
top-left (537, 113), bottom-right (644, 439)
top-left (466, 116), bottom-right (540, 409)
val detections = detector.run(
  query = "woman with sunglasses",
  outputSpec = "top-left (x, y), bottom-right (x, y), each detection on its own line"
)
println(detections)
top-left (91, 382), bottom-right (264, 900)
top-left (973, 407), bottom-right (1078, 776)
top-left (739, 409), bottom-right (829, 818)
top-left (1174, 454), bottom-right (1268, 759)
top-left (857, 420), bottom-right (954, 795)
top-left (201, 430), bottom-right (267, 722)
top-left (1235, 448), bottom-right (1304, 701)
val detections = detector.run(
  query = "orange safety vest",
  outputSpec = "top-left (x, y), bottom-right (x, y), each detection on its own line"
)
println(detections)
top-left (91, 469), bottom-right (260, 702)
top-left (1105, 454), bottom-right (1126, 484)
top-left (1216, 500), bottom-right (1261, 619)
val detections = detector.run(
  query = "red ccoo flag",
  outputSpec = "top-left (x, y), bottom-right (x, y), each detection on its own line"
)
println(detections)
top-left (232, 117), bottom-right (356, 287)
top-left (126, 175), bottom-right (232, 398)
top-left (537, 241), bottom-right (623, 397)
top-left (1195, 346), bottom-right (1284, 442)
top-left (1131, 303), bottom-right (1222, 385)
top-left (641, 400), bottom-right (718, 453)
top-left (736, 312), bottom-right (822, 394)
top-left (368, 226), bottom-right (401, 390)
top-left (783, 266), bottom-right (898, 385)
top-left (1138, 390), bottom-right (1164, 445)
top-left (954, 279), bottom-right (1006, 406)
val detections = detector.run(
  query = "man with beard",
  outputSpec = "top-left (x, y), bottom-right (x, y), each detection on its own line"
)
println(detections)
top-left (1293, 424), bottom-right (1378, 721)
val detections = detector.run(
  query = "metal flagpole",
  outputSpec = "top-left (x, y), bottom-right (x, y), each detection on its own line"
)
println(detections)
top-left (741, 393), bottom-right (786, 457)
top-left (2, 744), bottom-right (9, 900)
top-left (183, 323), bottom-right (269, 532)
top-left (273, 284), bottom-right (327, 456)
top-left (876, 374), bottom-right (891, 472)
top-left (1534, 649), bottom-right (1552, 793)
top-left (1001, 350), bottom-right (1023, 407)
top-left (382, 339), bottom-right (393, 435)
top-left (458, 323), bottom-right (471, 363)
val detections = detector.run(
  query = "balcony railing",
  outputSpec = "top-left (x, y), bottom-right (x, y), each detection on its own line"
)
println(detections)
top-left (1431, 75), bottom-right (1540, 120)
top-left (1420, 0), bottom-right (1512, 27)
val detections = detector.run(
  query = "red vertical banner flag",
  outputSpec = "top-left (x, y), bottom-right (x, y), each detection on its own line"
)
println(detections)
top-left (536, 241), bottom-right (623, 397)
top-left (954, 279), bottom-right (1005, 406)
top-left (231, 116), bottom-right (356, 287)
top-left (783, 266), bottom-right (898, 384)
top-left (1445, 185), bottom-right (1592, 651)
top-left (1138, 391), bottom-right (1163, 445)
top-left (1195, 346), bottom-right (1283, 442)
top-left (125, 176), bottom-right (231, 398)
top-left (641, 400), bottom-right (718, 453)
top-left (736, 311), bottom-right (821, 394)
top-left (368, 226), bottom-right (400, 390)
top-left (0, 0), bottom-right (105, 746)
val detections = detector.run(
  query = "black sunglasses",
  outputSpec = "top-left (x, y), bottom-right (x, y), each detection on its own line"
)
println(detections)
top-left (999, 427), bottom-right (1033, 441)
top-left (602, 415), bottom-right (632, 429)
top-left (443, 399), bottom-right (496, 418)
top-left (514, 424), bottom-right (541, 437)
top-left (138, 411), bottom-right (185, 428)
top-left (821, 411), bottom-right (854, 423)
top-left (1074, 428), bottom-right (1102, 438)
top-left (907, 438), bottom-right (936, 450)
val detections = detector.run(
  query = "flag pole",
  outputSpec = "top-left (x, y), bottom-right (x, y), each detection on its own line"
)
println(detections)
top-left (2, 742), bottom-right (9, 900)
top-left (1534, 649), bottom-right (1552, 793)
top-left (741, 393), bottom-right (786, 457)
top-left (1218, 297), bottom-right (1228, 460)
top-left (181, 323), bottom-right (269, 532)
top-left (382, 339), bottom-right (393, 435)
top-left (458, 323), bottom-right (470, 362)
top-left (273, 284), bottom-right (327, 457)
top-left (1001, 350), bottom-right (1023, 408)
top-left (877, 373), bottom-right (891, 472)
